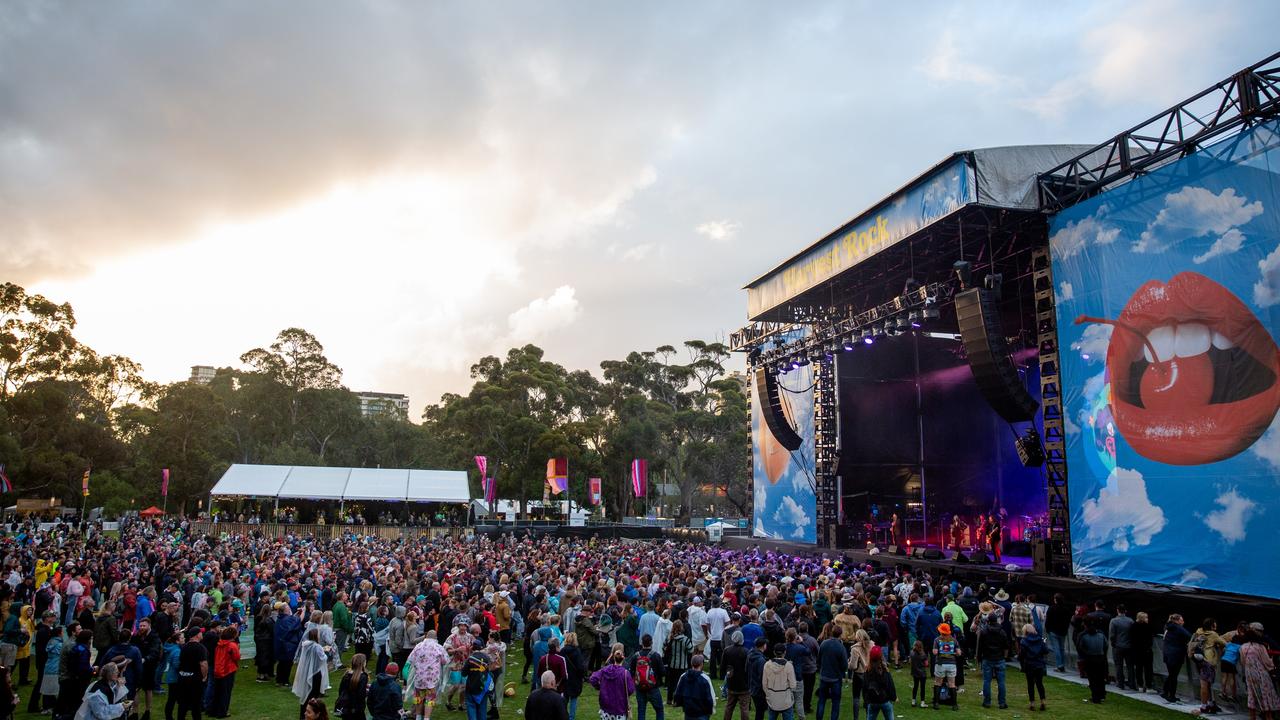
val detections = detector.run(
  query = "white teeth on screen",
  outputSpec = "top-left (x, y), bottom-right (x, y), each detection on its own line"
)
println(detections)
top-left (1145, 326), bottom-right (1175, 363)
top-left (1173, 323), bottom-right (1210, 358)
top-left (1142, 323), bottom-right (1232, 362)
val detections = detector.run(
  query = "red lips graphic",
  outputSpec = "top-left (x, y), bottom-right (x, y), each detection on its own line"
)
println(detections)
top-left (1077, 271), bottom-right (1280, 465)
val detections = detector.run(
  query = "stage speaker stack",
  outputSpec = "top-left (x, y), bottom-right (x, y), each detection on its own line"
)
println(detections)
top-left (1032, 539), bottom-right (1052, 574)
top-left (923, 548), bottom-right (945, 560)
top-left (954, 288), bottom-right (1039, 423)
top-left (964, 549), bottom-right (993, 564)
top-left (754, 368), bottom-right (804, 450)
top-left (911, 547), bottom-right (925, 558)
top-left (887, 545), bottom-right (905, 556)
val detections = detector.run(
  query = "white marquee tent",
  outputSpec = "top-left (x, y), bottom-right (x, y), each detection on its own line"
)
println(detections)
top-left (209, 464), bottom-right (471, 503)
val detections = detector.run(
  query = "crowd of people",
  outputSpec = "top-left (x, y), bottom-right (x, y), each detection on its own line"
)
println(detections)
top-left (0, 516), bottom-right (1274, 720)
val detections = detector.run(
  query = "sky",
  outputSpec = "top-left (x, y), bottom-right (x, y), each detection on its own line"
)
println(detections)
top-left (3, 1), bottom-right (1278, 418)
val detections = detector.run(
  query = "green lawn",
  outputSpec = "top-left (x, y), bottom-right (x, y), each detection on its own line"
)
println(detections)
top-left (14, 649), bottom-right (1190, 720)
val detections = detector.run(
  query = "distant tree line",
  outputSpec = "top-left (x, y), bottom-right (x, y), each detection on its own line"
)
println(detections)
top-left (0, 282), bottom-right (748, 520)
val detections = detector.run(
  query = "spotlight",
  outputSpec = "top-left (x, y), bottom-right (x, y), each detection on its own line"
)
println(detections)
top-left (908, 311), bottom-right (921, 329)
top-left (824, 343), bottom-right (837, 361)
top-left (896, 315), bottom-right (911, 332)
top-left (862, 328), bottom-right (874, 345)
top-left (794, 352), bottom-right (810, 367)
top-left (883, 320), bottom-right (896, 337)
top-left (841, 337), bottom-right (856, 352)
top-left (874, 323), bottom-right (887, 339)
top-left (923, 306), bottom-right (940, 320)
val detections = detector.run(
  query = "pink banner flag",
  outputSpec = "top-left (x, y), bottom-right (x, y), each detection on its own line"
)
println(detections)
top-left (475, 456), bottom-right (488, 477)
top-left (161, 468), bottom-right (170, 497)
top-left (546, 458), bottom-right (568, 495)
top-left (484, 476), bottom-right (496, 503)
top-left (631, 459), bottom-right (648, 497)
top-left (589, 477), bottom-right (602, 506)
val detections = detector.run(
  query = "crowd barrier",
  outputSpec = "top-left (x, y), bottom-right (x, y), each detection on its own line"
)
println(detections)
top-left (188, 521), bottom-right (462, 541)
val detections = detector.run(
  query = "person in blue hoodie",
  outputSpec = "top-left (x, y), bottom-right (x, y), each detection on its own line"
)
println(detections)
top-left (1018, 623), bottom-right (1050, 712)
top-left (674, 654), bottom-right (716, 720)
top-left (274, 605), bottom-right (303, 687)
top-left (162, 630), bottom-right (184, 720)
top-left (100, 628), bottom-right (144, 699)
top-left (916, 602), bottom-right (944, 654)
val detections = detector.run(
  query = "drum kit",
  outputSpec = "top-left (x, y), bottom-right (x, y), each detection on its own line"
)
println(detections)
top-left (1022, 514), bottom-right (1049, 541)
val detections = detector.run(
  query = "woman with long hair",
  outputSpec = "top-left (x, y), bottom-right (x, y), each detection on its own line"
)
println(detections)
top-left (848, 628), bottom-right (874, 720)
top-left (562, 632), bottom-right (587, 720)
top-left (255, 603), bottom-right (276, 682)
top-left (521, 608), bottom-right (541, 683)
top-left (665, 619), bottom-right (692, 706)
top-left (1240, 626), bottom-right (1280, 720)
top-left (302, 697), bottom-right (330, 720)
top-left (335, 652), bottom-right (369, 720)
top-left (294, 628), bottom-right (331, 720)
top-left (589, 645), bottom-right (635, 720)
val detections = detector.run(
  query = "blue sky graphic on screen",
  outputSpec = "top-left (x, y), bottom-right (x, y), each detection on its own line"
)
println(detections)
top-left (752, 329), bottom-right (817, 544)
top-left (1050, 119), bottom-right (1280, 599)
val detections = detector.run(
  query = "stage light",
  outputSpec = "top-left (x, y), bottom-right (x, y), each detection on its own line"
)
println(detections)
top-left (923, 306), bottom-right (940, 320)
top-left (908, 311), bottom-right (921, 328)
top-left (896, 315), bottom-right (911, 332)
top-left (862, 328), bottom-right (874, 345)
top-left (824, 343), bottom-right (837, 361)
top-left (953, 260), bottom-right (973, 289)
top-left (841, 337), bottom-right (856, 352)
top-left (874, 323), bottom-right (887, 339)
top-left (794, 352), bottom-right (810, 367)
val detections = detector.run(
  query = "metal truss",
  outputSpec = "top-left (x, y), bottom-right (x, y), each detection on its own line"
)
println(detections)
top-left (813, 358), bottom-right (839, 548)
top-left (1039, 51), bottom-right (1280, 213)
top-left (1032, 247), bottom-right (1072, 575)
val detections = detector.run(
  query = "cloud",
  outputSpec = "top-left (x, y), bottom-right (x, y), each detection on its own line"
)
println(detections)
top-left (772, 495), bottom-right (811, 533)
top-left (1134, 186), bottom-right (1262, 254)
top-left (920, 29), bottom-right (1008, 88)
top-left (1254, 244), bottom-right (1280, 308)
top-left (1250, 415), bottom-right (1280, 472)
top-left (506, 286), bottom-right (582, 343)
top-left (1202, 487), bottom-right (1258, 544)
top-left (1193, 228), bottom-right (1246, 264)
top-left (695, 220), bottom-right (740, 243)
top-left (621, 244), bottom-right (654, 262)
top-left (1050, 205), bottom-right (1119, 259)
top-left (1057, 281), bottom-right (1075, 303)
top-left (1178, 569), bottom-right (1207, 587)
top-left (1080, 466), bottom-right (1166, 552)
top-left (1070, 323), bottom-right (1112, 362)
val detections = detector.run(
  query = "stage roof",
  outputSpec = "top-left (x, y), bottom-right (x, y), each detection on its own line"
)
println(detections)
top-left (745, 145), bottom-right (1097, 321)
top-left (210, 464), bottom-right (471, 503)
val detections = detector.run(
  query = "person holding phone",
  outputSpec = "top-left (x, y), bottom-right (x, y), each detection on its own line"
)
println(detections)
top-left (77, 660), bottom-right (133, 719)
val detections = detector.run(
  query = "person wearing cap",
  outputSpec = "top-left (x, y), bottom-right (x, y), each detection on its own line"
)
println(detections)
top-left (367, 661), bottom-right (404, 720)
top-left (723, 631), bottom-right (751, 720)
top-left (861, 645), bottom-right (896, 720)
top-left (932, 622), bottom-right (960, 711)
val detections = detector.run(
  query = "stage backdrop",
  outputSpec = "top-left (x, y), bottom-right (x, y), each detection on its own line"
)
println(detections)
top-left (752, 329), bottom-right (817, 543)
top-left (1051, 118), bottom-right (1280, 598)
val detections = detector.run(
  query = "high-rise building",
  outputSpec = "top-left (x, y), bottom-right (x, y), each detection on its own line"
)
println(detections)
top-left (355, 391), bottom-right (410, 419)
top-left (189, 365), bottom-right (217, 384)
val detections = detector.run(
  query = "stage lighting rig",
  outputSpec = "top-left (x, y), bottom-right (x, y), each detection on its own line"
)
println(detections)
top-left (841, 337), bottom-right (856, 352)
top-left (953, 260), bottom-right (973, 290)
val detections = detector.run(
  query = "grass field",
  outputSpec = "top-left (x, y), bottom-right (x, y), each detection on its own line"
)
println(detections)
top-left (13, 646), bottom-right (1190, 720)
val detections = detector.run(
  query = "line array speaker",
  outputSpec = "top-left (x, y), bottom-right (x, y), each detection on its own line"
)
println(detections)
top-left (754, 368), bottom-right (803, 451)
top-left (954, 288), bottom-right (1039, 423)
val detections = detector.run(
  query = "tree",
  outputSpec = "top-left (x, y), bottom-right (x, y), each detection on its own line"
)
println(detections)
top-left (0, 283), bottom-right (80, 401)
top-left (240, 328), bottom-right (343, 428)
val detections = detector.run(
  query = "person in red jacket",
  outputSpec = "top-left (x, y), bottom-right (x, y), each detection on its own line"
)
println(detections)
top-left (209, 627), bottom-right (241, 718)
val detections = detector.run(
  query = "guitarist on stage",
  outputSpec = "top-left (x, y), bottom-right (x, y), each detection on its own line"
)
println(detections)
top-left (988, 514), bottom-right (1004, 563)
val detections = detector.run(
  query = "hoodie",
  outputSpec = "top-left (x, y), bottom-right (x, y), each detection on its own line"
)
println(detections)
top-left (366, 673), bottom-right (404, 720)
top-left (387, 606), bottom-right (407, 653)
top-left (274, 612), bottom-right (302, 660)
top-left (762, 657), bottom-right (797, 711)
top-left (675, 668), bottom-right (716, 716)
top-left (1018, 633), bottom-right (1049, 672)
top-left (589, 663), bottom-right (635, 715)
top-left (747, 647), bottom-right (768, 697)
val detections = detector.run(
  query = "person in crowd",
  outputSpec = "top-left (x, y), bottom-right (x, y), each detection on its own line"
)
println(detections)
top-left (1075, 616), bottom-right (1109, 705)
top-left (664, 619), bottom-right (691, 707)
top-left (562, 632), bottom-right (588, 720)
top-left (747, 636), bottom-right (769, 720)
top-left (1109, 604), bottom-right (1135, 690)
top-left (294, 627), bottom-right (331, 720)
top-left (254, 604), bottom-right (276, 683)
top-left (407, 630), bottom-right (448, 720)
top-left (161, 630), bottom-right (184, 720)
top-left (1018, 622), bottom-right (1049, 712)
top-left (208, 626), bottom-right (240, 719)
top-left (302, 698), bottom-right (330, 720)
top-left (860, 646), bottom-right (895, 720)
top-left (527, 669), bottom-right (570, 720)
top-left (628, 633), bottom-right (666, 720)
top-left (1240, 623), bottom-right (1279, 720)
top-left (909, 639), bottom-right (928, 708)
top-left (537, 635), bottom-right (569, 692)
top-left (763, 641), bottom-right (798, 720)
top-left (1192, 617), bottom-right (1226, 715)
top-left (0, 666), bottom-right (17, 720)
top-left (176, 625), bottom-right (209, 720)
top-left (782, 628), bottom-right (808, 720)
top-left (846, 629), bottom-right (873, 720)
top-left (366, 662), bottom-right (403, 720)
top-left (815, 625), bottom-right (846, 720)
top-left (274, 604), bottom-right (303, 688)
top-left (133, 615), bottom-right (163, 720)
top-left (977, 612), bottom-right (1008, 710)
top-left (463, 638), bottom-right (493, 720)
top-left (1131, 611), bottom-right (1155, 694)
top-left (722, 630), bottom-right (752, 720)
top-left (1222, 620), bottom-right (1248, 707)
top-left (334, 652), bottom-right (369, 720)
top-left (59, 628), bottom-right (94, 718)
top-left (30, 612), bottom-right (57, 713)
top-left (674, 653), bottom-right (715, 720)
top-left (932, 622), bottom-right (960, 711)
top-left (1162, 613), bottom-right (1192, 704)
top-left (590, 646), bottom-right (635, 720)
top-left (77, 661), bottom-right (133, 720)
top-left (1043, 594), bottom-right (1071, 673)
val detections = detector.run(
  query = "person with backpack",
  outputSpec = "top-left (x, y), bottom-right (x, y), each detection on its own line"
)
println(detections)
top-left (1190, 617), bottom-right (1226, 715)
top-left (931, 623), bottom-right (960, 711)
top-left (334, 652), bottom-right (369, 720)
top-left (627, 633), bottom-right (665, 720)
top-left (1075, 617), bottom-right (1109, 704)
top-left (860, 646), bottom-right (896, 720)
top-left (673, 654), bottom-right (716, 720)
top-left (762, 642), bottom-right (797, 720)
top-left (463, 638), bottom-right (493, 720)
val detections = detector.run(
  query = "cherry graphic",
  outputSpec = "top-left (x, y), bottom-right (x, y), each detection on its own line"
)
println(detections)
top-left (1138, 354), bottom-right (1214, 411)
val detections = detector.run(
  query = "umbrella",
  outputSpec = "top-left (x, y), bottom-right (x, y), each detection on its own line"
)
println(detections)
top-left (139, 506), bottom-right (165, 517)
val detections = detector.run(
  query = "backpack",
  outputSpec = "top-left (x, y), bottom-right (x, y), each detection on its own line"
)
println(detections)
top-left (465, 652), bottom-right (491, 695)
top-left (1189, 633), bottom-right (1207, 662)
top-left (862, 670), bottom-right (889, 705)
top-left (634, 652), bottom-right (658, 691)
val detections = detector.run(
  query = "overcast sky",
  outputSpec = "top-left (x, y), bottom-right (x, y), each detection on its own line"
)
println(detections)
top-left (4, 1), bottom-right (1277, 417)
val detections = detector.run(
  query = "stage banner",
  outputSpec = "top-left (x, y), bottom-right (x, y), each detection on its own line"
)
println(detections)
top-left (589, 477), bottom-right (602, 505)
top-left (546, 458), bottom-right (568, 495)
top-left (751, 327), bottom-right (817, 544)
top-left (1050, 118), bottom-right (1280, 599)
top-left (747, 156), bottom-right (974, 319)
top-left (631, 459), bottom-right (647, 497)
top-left (161, 468), bottom-right (169, 497)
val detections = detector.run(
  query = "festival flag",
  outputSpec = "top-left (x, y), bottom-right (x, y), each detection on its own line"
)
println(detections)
top-left (161, 468), bottom-right (170, 497)
top-left (484, 475), bottom-right (497, 504)
top-left (631, 459), bottom-right (648, 498)
top-left (0, 464), bottom-right (11, 494)
top-left (475, 455), bottom-right (487, 478)
top-left (546, 458), bottom-right (568, 495)
top-left (82, 468), bottom-right (91, 497)
top-left (589, 477), bottom-right (602, 506)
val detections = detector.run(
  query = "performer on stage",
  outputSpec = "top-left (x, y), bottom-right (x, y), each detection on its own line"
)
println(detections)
top-left (975, 514), bottom-right (988, 551)
top-left (949, 515), bottom-right (967, 551)
top-left (889, 513), bottom-right (901, 546)
top-left (988, 514), bottom-right (1003, 562)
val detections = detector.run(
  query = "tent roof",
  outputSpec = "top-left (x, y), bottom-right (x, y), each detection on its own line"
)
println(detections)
top-left (210, 464), bottom-right (471, 503)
